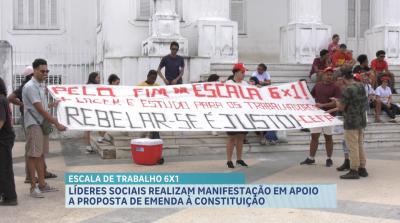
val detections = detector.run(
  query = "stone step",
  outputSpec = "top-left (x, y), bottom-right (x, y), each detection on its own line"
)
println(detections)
top-left (206, 71), bottom-right (400, 83)
top-left (210, 63), bottom-right (400, 72)
top-left (287, 130), bottom-right (400, 141)
top-left (98, 137), bottom-right (400, 159)
top-left (113, 134), bottom-right (262, 147)
top-left (111, 127), bottom-right (399, 148)
top-left (210, 63), bottom-right (311, 71)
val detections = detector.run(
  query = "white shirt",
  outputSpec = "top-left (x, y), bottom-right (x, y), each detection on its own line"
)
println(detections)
top-left (375, 85), bottom-right (392, 104)
top-left (225, 79), bottom-right (249, 86)
top-left (251, 71), bottom-right (271, 82)
top-left (364, 84), bottom-right (375, 96)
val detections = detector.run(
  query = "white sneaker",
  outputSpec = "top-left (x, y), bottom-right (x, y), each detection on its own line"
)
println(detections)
top-left (86, 145), bottom-right (95, 153)
top-left (103, 136), bottom-right (112, 143)
top-left (39, 183), bottom-right (59, 193)
top-left (211, 131), bottom-right (218, 136)
top-left (30, 187), bottom-right (44, 198)
top-left (97, 137), bottom-right (104, 143)
top-left (269, 140), bottom-right (277, 145)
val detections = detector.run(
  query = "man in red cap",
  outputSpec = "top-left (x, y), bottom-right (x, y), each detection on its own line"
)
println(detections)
top-left (375, 76), bottom-right (399, 122)
top-left (300, 67), bottom-right (341, 167)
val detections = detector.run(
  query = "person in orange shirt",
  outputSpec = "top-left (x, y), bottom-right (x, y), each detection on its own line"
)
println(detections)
top-left (332, 44), bottom-right (356, 68)
top-left (371, 50), bottom-right (397, 94)
top-left (331, 44), bottom-right (356, 79)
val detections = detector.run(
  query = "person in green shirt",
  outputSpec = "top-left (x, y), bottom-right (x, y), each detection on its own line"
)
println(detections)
top-left (332, 70), bottom-right (368, 179)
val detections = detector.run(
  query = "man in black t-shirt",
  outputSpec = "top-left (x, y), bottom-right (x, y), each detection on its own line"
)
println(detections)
top-left (352, 54), bottom-right (376, 88)
top-left (157, 41), bottom-right (185, 85)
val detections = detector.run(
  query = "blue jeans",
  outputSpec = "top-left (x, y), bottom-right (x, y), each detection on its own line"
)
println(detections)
top-left (264, 131), bottom-right (278, 141)
top-left (342, 140), bottom-right (349, 155)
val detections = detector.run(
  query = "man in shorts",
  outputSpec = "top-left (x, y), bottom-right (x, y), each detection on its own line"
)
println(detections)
top-left (22, 58), bottom-right (66, 198)
top-left (300, 67), bottom-right (341, 167)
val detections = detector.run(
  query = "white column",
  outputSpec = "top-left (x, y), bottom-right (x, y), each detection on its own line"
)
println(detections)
top-left (154, 0), bottom-right (176, 15)
top-left (184, 0), bottom-right (229, 22)
top-left (197, 0), bottom-right (229, 21)
top-left (289, 0), bottom-right (322, 24)
top-left (280, 0), bottom-right (331, 64)
top-left (366, 0), bottom-right (400, 64)
top-left (193, 0), bottom-right (237, 63)
top-left (371, 0), bottom-right (400, 27)
top-left (0, 41), bottom-right (13, 95)
top-left (142, 0), bottom-right (188, 56)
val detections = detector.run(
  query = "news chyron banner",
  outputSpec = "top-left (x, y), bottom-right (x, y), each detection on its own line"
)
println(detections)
top-left (65, 173), bottom-right (337, 208)
top-left (48, 81), bottom-right (342, 131)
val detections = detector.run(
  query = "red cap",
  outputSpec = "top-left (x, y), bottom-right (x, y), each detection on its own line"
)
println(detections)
top-left (323, 67), bottom-right (334, 73)
top-left (353, 73), bottom-right (362, 81)
top-left (232, 63), bottom-right (248, 72)
top-left (381, 76), bottom-right (390, 82)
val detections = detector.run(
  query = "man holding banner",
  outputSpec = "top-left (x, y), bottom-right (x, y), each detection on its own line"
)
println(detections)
top-left (300, 67), bottom-right (341, 167)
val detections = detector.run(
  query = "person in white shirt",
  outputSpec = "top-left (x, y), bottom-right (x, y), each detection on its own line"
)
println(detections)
top-left (251, 63), bottom-right (271, 86)
top-left (360, 74), bottom-right (376, 117)
top-left (375, 77), bottom-right (399, 122)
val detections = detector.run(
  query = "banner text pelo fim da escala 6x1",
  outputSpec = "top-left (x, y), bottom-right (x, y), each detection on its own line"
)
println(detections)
top-left (48, 81), bottom-right (342, 132)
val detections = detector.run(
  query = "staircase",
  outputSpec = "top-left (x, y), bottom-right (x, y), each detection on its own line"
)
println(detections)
top-left (93, 63), bottom-right (400, 159)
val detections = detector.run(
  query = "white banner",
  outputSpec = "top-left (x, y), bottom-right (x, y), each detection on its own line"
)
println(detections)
top-left (48, 81), bottom-right (342, 131)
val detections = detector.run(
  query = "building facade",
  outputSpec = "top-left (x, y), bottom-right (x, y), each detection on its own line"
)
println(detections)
top-left (1, 0), bottom-right (400, 87)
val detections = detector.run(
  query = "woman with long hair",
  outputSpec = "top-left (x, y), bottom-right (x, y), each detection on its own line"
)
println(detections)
top-left (84, 72), bottom-right (100, 152)
top-left (96, 74), bottom-right (121, 144)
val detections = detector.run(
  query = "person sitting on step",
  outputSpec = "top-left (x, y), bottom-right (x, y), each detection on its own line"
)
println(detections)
top-left (371, 50), bottom-right (397, 94)
top-left (310, 49), bottom-right (331, 83)
top-left (374, 76), bottom-right (399, 123)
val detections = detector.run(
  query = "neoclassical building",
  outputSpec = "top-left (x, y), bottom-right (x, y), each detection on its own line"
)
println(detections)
top-left (1, 0), bottom-right (400, 87)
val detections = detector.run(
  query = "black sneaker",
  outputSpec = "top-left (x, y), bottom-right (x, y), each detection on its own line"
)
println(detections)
top-left (236, 160), bottom-right (248, 167)
top-left (300, 157), bottom-right (315, 165)
top-left (336, 159), bottom-right (350, 171)
top-left (326, 158), bottom-right (333, 167)
top-left (300, 128), bottom-right (310, 132)
top-left (227, 161), bottom-right (234, 168)
top-left (358, 167), bottom-right (369, 177)
top-left (340, 169), bottom-right (360, 179)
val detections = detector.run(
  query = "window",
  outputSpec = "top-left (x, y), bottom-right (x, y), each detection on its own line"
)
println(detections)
top-left (347, 0), bottom-right (356, 38)
top-left (230, 0), bottom-right (246, 35)
top-left (137, 0), bottom-right (151, 20)
top-left (359, 0), bottom-right (370, 38)
top-left (14, 0), bottom-right (59, 30)
top-left (347, 0), bottom-right (370, 38)
top-left (97, 0), bottom-right (102, 26)
top-left (175, 0), bottom-right (183, 21)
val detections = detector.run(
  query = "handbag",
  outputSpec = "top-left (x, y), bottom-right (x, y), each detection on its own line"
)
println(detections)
top-left (27, 109), bottom-right (54, 135)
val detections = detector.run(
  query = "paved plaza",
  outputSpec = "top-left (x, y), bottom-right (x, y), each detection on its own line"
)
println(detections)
top-left (2, 138), bottom-right (400, 223)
